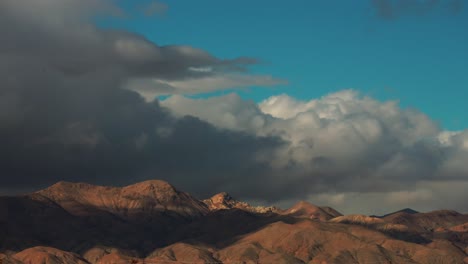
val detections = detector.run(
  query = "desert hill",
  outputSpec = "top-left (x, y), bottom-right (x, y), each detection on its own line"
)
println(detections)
top-left (379, 208), bottom-right (419, 218)
top-left (382, 209), bottom-right (468, 233)
top-left (1, 180), bottom-right (467, 263)
top-left (284, 200), bottom-right (342, 221)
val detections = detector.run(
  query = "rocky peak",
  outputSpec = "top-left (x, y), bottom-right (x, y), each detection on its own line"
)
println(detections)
top-left (203, 192), bottom-right (280, 214)
top-left (211, 192), bottom-right (233, 203)
top-left (205, 192), bottom-right (237, 209)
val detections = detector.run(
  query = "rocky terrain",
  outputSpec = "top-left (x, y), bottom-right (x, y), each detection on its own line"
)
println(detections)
top-left (1, 180), bottom-right (468, 264)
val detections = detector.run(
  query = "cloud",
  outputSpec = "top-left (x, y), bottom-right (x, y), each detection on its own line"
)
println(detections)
top-left (0, 0), bottom-right (281, 101)
top-left (1, 0), bottom-right (467, 215)
top-left (162, 91), bottom-right (468, 213)
top-left (386, 189), bottom-right (433, 204)
top-left (371, 0), bottom-right (464, 20)
top-left (126, 74), bottom-right (285, 101)
top-left (0, 0), bottom-right (283, 197)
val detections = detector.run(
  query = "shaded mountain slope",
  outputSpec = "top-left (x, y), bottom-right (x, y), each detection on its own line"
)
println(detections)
top-left (378, 208), bottom-right (419, 218)
top-left (383, 209), bottom-right (468, 233)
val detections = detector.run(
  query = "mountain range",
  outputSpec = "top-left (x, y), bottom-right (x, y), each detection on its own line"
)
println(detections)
top-left (1, 180), bottom-right (467, 264)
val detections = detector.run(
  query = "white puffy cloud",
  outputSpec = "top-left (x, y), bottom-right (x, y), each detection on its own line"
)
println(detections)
top-left (162, 90), bottom-right (468, 214)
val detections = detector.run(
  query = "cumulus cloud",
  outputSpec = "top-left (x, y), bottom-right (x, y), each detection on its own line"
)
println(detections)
top-left (162, 91), bottom-right (468, 213)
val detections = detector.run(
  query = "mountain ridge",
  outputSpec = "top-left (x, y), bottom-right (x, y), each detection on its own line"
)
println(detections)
top-left (1, 179), bottom-right (468, 264)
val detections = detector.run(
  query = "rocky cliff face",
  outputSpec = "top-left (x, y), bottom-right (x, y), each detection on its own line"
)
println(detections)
top-left (1, 179), bottom-right (468, 264)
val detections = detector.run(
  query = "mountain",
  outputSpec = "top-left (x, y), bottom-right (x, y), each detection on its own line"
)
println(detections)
top-left (203, 192), bottom-right (280, 214)
top-left (38, 180), bottom-right (209, 218)
top-left (382, 209), bottom-right (468, 232)
top-left (0, 180), bottom-right (214, 255)
top-left (283, 200), bottom-right (342, 221)
top-left (376, 208), bottom-right (419, 218)
top-left (1, 180), bottom-right (467, 264)
top-left (12, 247), bottom-right (89, 264)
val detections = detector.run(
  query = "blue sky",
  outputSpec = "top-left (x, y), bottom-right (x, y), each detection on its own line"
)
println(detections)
top-left (103, 0), bottom-right (468, 130)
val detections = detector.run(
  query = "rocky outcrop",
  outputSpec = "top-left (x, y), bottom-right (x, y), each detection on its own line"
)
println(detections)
top-left (203, 192), bottom-right (280, 214)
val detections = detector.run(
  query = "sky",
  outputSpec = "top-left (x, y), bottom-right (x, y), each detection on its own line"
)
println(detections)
top-left (103, 0), bottom-right (468, 130)
top-left (0, 0), bottom-right (467, 215)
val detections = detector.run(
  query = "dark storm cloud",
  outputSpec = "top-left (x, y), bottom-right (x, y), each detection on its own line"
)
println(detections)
top-left (371, 0), bottom-right (463, 19)
top-left (0, 0), bottom-right (283, 197)
top-left (0, 0), bottom-right (274, 93)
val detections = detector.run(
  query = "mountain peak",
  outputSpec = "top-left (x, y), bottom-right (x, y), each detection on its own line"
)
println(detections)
top-left (291, 200), bottom-right (319, 208)
top-left (210, 192), bottom-right (234, 204)
top-left (285, 201), bottom-right (317, 214)
top-left (46, 181), bottom-right (94, 191)
top-left (285, 200), bottom-right (342, 221)
top-left (378, 208), bottom-right (420, 218)
top-left (203, 193), bottom-right (280, 214)
top-left (203, 192), bottom-right (244, 211)
top-left (125, 179), bottom-right (174, 189)
top-left (36, 179), bottom-right (209, 217)
top-left (122, 180), bottom-right (179, 198)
